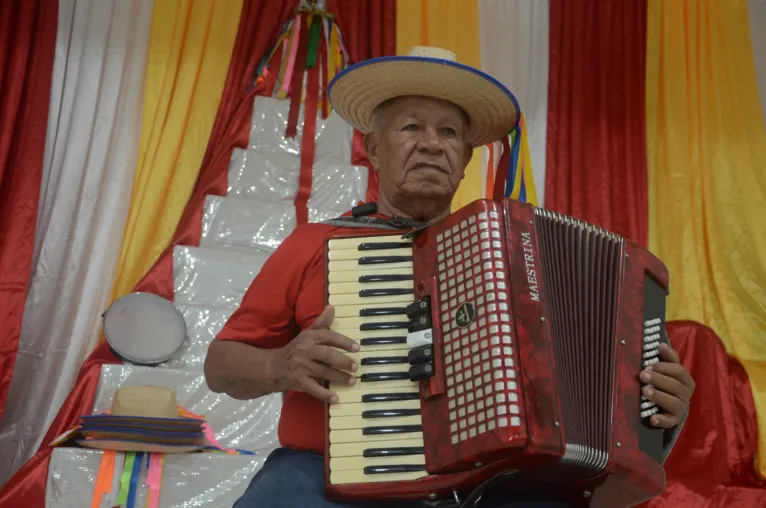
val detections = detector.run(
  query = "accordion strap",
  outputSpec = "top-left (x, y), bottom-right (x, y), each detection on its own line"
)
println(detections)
top-left (321, 215), bottom-right (432, 236)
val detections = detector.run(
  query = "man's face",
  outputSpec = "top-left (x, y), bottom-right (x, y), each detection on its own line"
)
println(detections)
top-left (364, 96), bottom-right (472, 207)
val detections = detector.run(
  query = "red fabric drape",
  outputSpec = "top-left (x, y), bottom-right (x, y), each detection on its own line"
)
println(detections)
top-left (0, 1), bottom-right (295, 504)
top-left (328, 0), bottom-right (396, 204)
top-left (641, 322), bottom-right (766, 507)
top-left (0, 1), bottom-right (395, 505)
top-left (545, 0), bottom-right (649, 246)
top-left (0, 0), bottom-right (57, 420)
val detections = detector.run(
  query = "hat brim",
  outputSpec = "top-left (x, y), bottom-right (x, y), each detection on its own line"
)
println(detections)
top-left (328, 56), bottom-right (521, 148)
top-left (76, 438), bottom-right (202, 454)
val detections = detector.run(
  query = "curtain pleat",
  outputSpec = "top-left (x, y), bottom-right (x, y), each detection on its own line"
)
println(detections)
top-left (545, 0), bottom-right (649, 246)
top-left (396, 0), bottom-right (483, 211)
top-left (0, 2), bottom-right (297, 503)
top-left (108, 0), bottom-right (244, 303)
top-left (0, 0), bottom-right (57, 421)
top-left (478, 0), bottom-right (549, 206)
top-left (646, 0), bottom-right (766, 480)
top-left (0, 0), bottom-right (154, 486)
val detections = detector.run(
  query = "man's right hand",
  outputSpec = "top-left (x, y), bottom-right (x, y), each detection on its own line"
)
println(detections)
top-left (272, 305), bottom-right (359, 404)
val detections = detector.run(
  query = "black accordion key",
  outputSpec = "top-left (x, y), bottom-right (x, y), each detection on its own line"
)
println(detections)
top-left (362, 424), bottom-right (422, 436)
top-left (358, 255), bottom-right (412, 265)
top-left (359, 336), bottom-right (407, 346)
top-left (363, 446), bottom-right (424, 457)
top-left (358, 307), bottom-right (407, 317)
top-left (361, 408), bottom-right (421, 418)
top-left (360, 356), bottom-right (408, 365)
top-left (363, 465), bottom-right (427, 475)
top-left (361, 392), bottom-right (419, 403)
top-left (358, 274), bottom-right (413, 283)
top-left (359, 321), bottom-right (410, 331)
top-left (360, 372), bottom-right (410, 383)
top-left (357, 242), bottom-right (412, 251)
top-left (359, 288), bottom-right (414, 297)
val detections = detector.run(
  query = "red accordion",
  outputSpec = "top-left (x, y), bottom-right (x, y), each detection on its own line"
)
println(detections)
top-left (323, 199), bottom-right (669, 507)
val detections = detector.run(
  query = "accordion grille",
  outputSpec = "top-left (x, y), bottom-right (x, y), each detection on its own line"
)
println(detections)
top-left (534, 208), bottom-right (623, 472)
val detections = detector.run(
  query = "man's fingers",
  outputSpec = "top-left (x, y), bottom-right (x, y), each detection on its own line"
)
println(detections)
top-left (309, 305), bottom-right (335, 330)
top-left (310, 363), bottom-right (357, 387)
top-left (647, 412), bottom-right (679, 429)
top-left (658, 343), bottom-right (680, 364)
top-left (640, 369), bottom-right (688, 402)
top-left (314, 330), bottom-right (360, 352)
top-left (649, 361), bottom-right (695, 393)
top-left (643, 385), bottom-right (685, 425)
top-left (300, 378), bottom-right (339, 404)
top-left (312, 345), bottom-right (358, 373)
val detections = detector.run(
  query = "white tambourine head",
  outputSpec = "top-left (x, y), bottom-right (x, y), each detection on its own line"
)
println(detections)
top-left (103, 292), bottom-right (187, 366)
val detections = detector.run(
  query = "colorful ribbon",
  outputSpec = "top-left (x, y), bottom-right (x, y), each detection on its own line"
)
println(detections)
top-left (116, 452), bottom-right (136, 506)
top-left (146, 453), bottom-right (164, 508)
top-left (126, 451), bottom-right (144, 508)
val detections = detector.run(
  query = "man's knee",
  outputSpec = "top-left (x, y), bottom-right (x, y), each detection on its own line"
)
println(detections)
top-left (235, 449), bottom-right (326, 508)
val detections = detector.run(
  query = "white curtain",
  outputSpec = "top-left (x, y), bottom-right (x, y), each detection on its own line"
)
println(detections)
top-left (478, 0), bottom-right (550, 206)
top-left (750, 0), bottom-right (766, 129)
top-left (0, 0), bottom-right (153, 484)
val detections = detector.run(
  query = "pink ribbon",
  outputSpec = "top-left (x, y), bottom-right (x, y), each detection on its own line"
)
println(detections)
top-left (280, 14), bottom-right (302, 94)
top-left (146, 453), bottom-right (164, 508)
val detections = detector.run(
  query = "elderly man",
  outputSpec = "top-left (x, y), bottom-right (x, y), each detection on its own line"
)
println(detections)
top-left (204, 47), bottom-right (694, 508)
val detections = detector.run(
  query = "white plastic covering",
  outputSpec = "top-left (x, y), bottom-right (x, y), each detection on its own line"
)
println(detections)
top-left (248, 96), bottom-right (353, 160)
top-left (226, 148), bottom-right (367, 213)
top-left (47, 93), bottom-right (368, 505)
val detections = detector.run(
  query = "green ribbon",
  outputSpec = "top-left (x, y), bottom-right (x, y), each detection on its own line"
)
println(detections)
top-left (306, 18), bottom-right (323, 68)
top-left (115, 452), bottom-right (136, 506)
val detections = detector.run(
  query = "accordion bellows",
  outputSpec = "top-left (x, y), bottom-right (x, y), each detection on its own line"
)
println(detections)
top-left (323, 199), bottom-right (669, 507)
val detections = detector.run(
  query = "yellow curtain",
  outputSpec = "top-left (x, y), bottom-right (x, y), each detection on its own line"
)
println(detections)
top-left (109, 0), bottom-right (244, 301)
top-left (396, 0), bottom-right (483, 211)
top-left (646, 0), bottom-right (766, 477)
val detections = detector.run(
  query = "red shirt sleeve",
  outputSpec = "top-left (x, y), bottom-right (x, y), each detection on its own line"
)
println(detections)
top-left (215, 226), bottom-right (313, 349)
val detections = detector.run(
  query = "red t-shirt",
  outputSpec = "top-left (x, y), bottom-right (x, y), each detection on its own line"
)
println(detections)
top-left (216, 211), bottom-right (404, 455)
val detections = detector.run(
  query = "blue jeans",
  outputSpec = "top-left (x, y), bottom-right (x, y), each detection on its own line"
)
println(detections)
top-left (234, 448), bottom-right (573, 508)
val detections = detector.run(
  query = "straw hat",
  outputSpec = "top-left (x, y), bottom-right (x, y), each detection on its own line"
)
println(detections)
top-left (328, 46), bottom-right (521, 148)
top-left (75, 385), bottom-right (205, 453)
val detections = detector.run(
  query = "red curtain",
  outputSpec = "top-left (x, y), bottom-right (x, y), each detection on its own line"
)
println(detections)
top-left (326, 0), bottom-right (397, 204)
top-left (0, 0), bottom-right (57, 420)
top-left (545, 0), bottom-right (649, 247)
top-left (0, 1), bottom-right (396, 505)
top-left (641, 322), bottom-right (766, 507)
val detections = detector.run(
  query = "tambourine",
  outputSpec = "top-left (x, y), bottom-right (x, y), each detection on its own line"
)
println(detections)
top-left (103, 292), bottom-right (188, 366)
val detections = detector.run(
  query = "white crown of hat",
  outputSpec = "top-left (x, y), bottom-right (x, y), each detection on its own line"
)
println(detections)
top-left (407, 46), bottom-right (457, 61)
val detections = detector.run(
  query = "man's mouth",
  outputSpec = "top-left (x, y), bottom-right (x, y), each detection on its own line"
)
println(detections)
top-left (411, 163), bottom-right (447, 174)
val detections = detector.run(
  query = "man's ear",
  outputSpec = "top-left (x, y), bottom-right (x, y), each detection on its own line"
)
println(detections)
top-left (363, 132), bottom-right (380, 172)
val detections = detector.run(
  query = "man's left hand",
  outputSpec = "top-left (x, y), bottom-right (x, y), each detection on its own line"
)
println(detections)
top-left (640, 343), bottom-right (695, 429)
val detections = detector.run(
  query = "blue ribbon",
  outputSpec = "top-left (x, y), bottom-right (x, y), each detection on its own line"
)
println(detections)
top-left (126, 451), bottom-right (144, 508)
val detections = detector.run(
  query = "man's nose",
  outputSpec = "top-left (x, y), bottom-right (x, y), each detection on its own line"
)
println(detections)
top-left (416, 127), bottom-right (444, 153)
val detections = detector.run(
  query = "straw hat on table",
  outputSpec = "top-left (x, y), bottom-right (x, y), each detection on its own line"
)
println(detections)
top-left (327, 46), bottom-right (521, 148)
top-left (75, 385), bottom-right (205, 454)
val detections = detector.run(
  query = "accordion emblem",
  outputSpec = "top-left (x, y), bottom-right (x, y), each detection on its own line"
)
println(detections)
top-left (323, 199), bottom-right (669, 507)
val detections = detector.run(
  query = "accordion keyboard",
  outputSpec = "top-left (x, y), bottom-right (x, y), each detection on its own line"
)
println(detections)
top-left (326, 235), bottom-right (429, 485)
